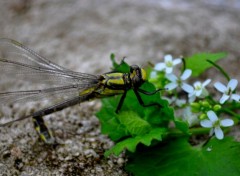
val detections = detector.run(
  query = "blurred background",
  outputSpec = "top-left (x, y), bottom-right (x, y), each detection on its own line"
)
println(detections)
top-left (1, 0), bottom-right (240, 74)
top-left (0, 0), bottom-right (240, 175)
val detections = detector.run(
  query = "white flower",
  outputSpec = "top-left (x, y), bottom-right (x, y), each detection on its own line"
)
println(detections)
top-left (165, 69), bottom-right (193, 93)
top-left (200, 111), bottom-right (234, 140)
top-left (214, 79), bottom-right (240, 104)
top-left (163, 96), bottom-right (186, 107)
top-left (182, 106), bottom-right (199, 127)
top-left (175, 99), bottom-right (186, 107)
top-left (154, 55), bottom-right (181, 74)
top-left (188, 79), bottom-right (211, 102)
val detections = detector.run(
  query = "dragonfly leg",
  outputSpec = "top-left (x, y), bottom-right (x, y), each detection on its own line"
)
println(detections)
top-left (115, 91), bottom-right (127, 113)
top-left (137, 88), bottom-right (163, 95)
top-left (134, 89), bottom-right (162, 108)
top-left (32, 116), bottom-right (55, 144)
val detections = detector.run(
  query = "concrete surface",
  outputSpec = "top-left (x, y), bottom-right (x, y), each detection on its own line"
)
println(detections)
top-left (0, 0), bottom-right (240, 175)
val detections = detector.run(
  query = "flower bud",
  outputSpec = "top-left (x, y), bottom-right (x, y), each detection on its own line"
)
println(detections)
top-left (202, 101), bottom-right (210, 108)
top-left (213, 104), bottom-right (221, 111)
top-left (199, 113), bottom-right (207, 120)
top-left (191, 102), bottom-right (200, 112)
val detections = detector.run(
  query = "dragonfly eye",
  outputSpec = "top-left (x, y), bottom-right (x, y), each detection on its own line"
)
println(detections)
top-left (140, 68), bottom-right (147, 81)
top-left (130, 65), bottom-right (138, 73)
top-left (130, 65), bottom-right (146, 87)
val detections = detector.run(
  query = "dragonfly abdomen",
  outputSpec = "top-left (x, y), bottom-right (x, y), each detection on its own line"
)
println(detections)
top-left (32, 96), bottom-right (87, 117)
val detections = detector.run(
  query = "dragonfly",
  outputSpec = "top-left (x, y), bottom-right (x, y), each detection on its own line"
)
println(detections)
top-left (0, 38), bottom-right (162, 144)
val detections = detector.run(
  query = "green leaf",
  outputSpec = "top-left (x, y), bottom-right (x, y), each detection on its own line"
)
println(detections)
top-left (174, 119), bottom-right (189, 134)
top-left (110, 53), bottom-right (130, 72)
top-left (126, 137), bottom-right (240, 176)
top-left (185, 52), bottom-right (227, 77)
top-left (96, 97), bottom-right (129, 141)
top-left (117, 111), bottom-right (152, 136)
top-left (105, 128), bottom-right (166, 157)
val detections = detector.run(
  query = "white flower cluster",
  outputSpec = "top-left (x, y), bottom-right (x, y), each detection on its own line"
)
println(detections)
top-left (151, 55), bottom-right (238, 139)
top-left (153, 54), bottom-right (213, 103)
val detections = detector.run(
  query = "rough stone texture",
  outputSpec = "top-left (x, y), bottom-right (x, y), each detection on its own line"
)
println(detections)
top-left (0, 0), bottom-right (240, 175)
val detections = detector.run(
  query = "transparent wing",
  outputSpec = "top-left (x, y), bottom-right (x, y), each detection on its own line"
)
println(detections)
top-left (0, 38), bottom-right (98, 85)
top-left (0, 84), bottom-right (97, 105)
top-left (0, 38), bottom-right (100, 105)
top-left (0, 38), bottom-right (73, 71)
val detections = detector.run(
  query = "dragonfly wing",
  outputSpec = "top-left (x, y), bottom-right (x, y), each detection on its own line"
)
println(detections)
top-left (0, 38), bottom-right (99, 86)
top-left (0, 38), bottom-right (70, 71)
top-left (0, 57), bottom-right (99, 87)
top-left (0, 83), bottom-right (98, 105)
top-left (0, 38), bottom-right (100, 105)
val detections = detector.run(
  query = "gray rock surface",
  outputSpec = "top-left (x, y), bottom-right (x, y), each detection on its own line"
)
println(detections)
top-left (0, 0), bottom-right (240, 175)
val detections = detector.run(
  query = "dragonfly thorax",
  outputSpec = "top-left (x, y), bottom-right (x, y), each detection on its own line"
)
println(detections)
top-left (129, 65), bottom-right (147, 88)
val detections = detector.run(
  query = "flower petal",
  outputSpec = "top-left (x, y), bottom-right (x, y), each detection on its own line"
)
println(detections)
top-left (162, 96), bottom-right (172, 104)
top-left (182, 83), bottom-right (194, 93)
top-left (150, 71), bottom-right (157, 79)
top-left (214, 126), bottom-right (224, 140)
top-left (200, 119), bottom-right (213, 128)
top-left (207, 111), bottom-right (218, 122)
top-left (165, 82), bottom-right (178, 90)
top-left (164, 54), bottom-right (172, 62)
top-left (202, 79), bottom-right (211, 87)
top-left (175, 99), bottom-right (186, 107)
top-left (214, 82), bottom-right (227, 93)
top-left (220, 94), bottom-right (230, 104)
top-left (195, 89), bottom-right (202, 96)
top-left (200, 88), bottom-right (209, 97)
top-left (209, 128), bottom-right (214, 136)
top-left (228, 79), bottom-right (238, 91)
top-left (154, 63), bottom-right (165, 71)
top-left (173, 58), bottom-right (181, 65)
top-left (220, 119), bottom-right (234, 127)
top-left (193, 81), bottom-right (201, 88)
top-left (180, 69), bottom-right (192, 80)
top-left (188, 95), bottom-right (196, 103)
top-left (165, 67), bottom-right (173, 74)
top-left (165, 74), bottom-right (177, 82)
top-left (188, 91), bottom-right (195, 97)
top-left (231, 94), bottom-right (240, 102)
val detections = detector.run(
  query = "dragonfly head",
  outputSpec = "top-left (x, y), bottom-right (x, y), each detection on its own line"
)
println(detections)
top-left (130, 65), bottom-right (147, 88)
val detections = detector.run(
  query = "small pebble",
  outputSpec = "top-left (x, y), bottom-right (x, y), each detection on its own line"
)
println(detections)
top-left (117, 158), bottom-right (125, 165)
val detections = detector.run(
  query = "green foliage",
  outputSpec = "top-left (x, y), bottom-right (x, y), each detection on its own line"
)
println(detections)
top-left (125, 137), bottom-right (240, 176)
top-left (110, 53), bottom-right (130, 72)
top-left (96, 53), bottom-right (240, 176)
top-left (96, 83), bottom-right (174, 153)
top-left (96, 56), bottom-right (174, 155)
top-left (105, 128), bottom-right (166, 157)
top-left (117, 111), bottom-right (152, 136)
top-left (174, 119), bottom-right (189, 134)
top-left (185, 52), bottom-right (227, 77)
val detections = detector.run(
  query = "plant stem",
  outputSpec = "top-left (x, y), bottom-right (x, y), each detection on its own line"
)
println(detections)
top-left (167, 127), bottom-right (209, 137)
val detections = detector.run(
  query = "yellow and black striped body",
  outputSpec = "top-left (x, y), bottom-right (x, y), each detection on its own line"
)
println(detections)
top-left (80, 66), bottom-right (147, 98)
top-left (33, 116), bottom-right (54, 144)
top-left (94, 72), bottom-right (131, 97)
